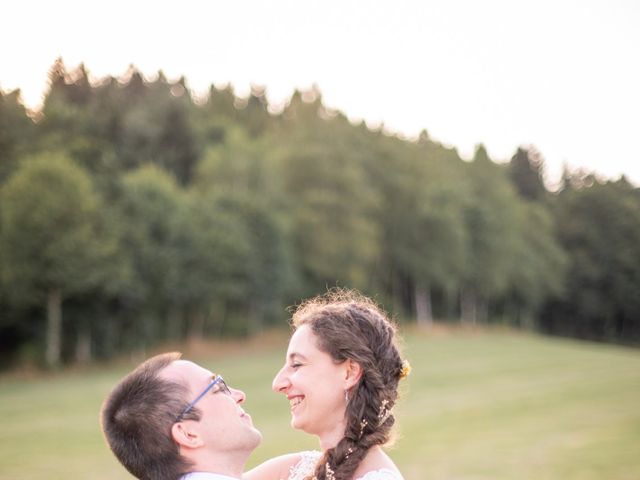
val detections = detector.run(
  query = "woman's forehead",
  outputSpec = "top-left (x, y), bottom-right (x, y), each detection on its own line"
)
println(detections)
top-left (287, 324), bottom-right (320, 355)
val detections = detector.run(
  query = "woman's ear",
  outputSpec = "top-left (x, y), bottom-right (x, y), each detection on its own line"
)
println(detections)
top-left (171, 421), bottom-right (204, 450)
top-left (344, 359), bottom-right (363, 389)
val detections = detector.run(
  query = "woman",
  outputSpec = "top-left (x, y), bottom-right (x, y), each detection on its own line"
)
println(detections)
top-left (245, 289), bottom-right (409, 480)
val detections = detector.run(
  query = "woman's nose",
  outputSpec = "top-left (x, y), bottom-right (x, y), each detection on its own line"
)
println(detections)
top-left (272, 366), bottom-right (289, 393)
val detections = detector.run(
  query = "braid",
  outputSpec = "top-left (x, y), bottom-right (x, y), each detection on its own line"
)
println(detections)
top-left (293, 289), bottom-right (405, 480)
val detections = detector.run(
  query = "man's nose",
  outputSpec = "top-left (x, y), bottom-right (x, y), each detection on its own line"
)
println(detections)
top-left (230, 387), bottom-right (246, 404)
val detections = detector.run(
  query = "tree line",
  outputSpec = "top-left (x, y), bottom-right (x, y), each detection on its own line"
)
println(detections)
top-left (1, 59), bottom-right (639, 368)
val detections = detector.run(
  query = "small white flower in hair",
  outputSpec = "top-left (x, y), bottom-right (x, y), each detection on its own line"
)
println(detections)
top-left (325, 462), bottom-right (336, 480)
top-left (359, 418), bottom-right (369, 438)
top-left (377, 399), bottom-right (392, 426)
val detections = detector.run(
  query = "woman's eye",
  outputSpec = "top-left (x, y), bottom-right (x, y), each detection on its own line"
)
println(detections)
top-left (291, 363), bottom-right (302, 369)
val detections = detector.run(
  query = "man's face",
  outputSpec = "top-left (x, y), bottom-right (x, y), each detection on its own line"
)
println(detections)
top-left (162, 360), bottom-right (262, 453)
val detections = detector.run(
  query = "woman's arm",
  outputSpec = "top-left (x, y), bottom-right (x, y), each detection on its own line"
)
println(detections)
top-left (243, 453), bottom-right (302, 480)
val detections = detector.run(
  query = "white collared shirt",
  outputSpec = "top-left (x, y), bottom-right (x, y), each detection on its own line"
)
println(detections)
top-left (180, 472), bottom-right (239, 480)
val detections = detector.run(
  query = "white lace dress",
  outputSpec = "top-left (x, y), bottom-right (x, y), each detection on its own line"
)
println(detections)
top-left (288, 451), bottom-right (402, 480)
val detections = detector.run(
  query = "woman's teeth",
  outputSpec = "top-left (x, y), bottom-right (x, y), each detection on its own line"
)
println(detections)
top-left (290, 397), bottom-right (303, 408)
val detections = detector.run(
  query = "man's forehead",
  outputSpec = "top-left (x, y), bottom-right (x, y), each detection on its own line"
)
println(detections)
top-left (160, 359), bottom-right (211, 384)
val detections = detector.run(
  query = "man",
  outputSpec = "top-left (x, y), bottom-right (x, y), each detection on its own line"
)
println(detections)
top-left (101, 352), bottom-right (262, 480)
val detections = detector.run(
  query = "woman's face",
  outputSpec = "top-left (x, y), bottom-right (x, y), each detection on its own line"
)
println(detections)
top-left (272, 324), bottom-right (349, 440)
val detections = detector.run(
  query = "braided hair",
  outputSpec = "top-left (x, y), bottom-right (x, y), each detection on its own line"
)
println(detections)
top-left (291, 289), bottom-right (406, 480)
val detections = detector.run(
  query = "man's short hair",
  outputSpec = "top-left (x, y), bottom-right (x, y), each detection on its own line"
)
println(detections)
top-left (100, 352), bottom-right (201, 480)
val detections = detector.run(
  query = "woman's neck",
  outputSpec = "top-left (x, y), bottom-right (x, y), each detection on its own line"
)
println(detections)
top-left (317, 419), bottom-right (348, 451)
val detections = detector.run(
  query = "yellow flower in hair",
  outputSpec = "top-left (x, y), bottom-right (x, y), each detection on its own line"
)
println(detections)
top-left (399, 360), bottom-right (411, 379)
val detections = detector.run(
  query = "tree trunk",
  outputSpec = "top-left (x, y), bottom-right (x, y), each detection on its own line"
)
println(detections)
top-left (210, 299), bottom-right (227, 337)
top-left (477, 297), bottom-right (488, 324)
top-left (46, 288), bottom-right (63, 368)
top-left (75, 326), bottom-right (91, 363)
top-left (391, 273), bottom-right (403, 317)
top-left (103, 313), bottom-right (116, 359)
top-left (247, 299), bottom-right (263, 335)
top-left (443, 288), bottom-right (455, 320)
top-left (188, 310), bottom-right (205, 341)
top-left (522, 310), bottom-right (535, 330)
top-left (460, 287), bottom-right (477, 324)
top-left (415, 283), bottom-right (433, 329)
top-left (166, 306), bottom-right (182, 341)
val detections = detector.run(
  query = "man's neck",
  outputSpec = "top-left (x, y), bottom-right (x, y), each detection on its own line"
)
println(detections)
top-left (186, 451), bottom-right (247, 479)
top-left (181, 472), bottom-right (239, 480)
top-left (186, 465), bottom-right (242, 479)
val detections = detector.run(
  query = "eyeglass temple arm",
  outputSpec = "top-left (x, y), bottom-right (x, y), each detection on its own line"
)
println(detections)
top-left (177, 375), bottom-right (222, 420)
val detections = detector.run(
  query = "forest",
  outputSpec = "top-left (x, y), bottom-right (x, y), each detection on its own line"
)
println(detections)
top-left (1, 59), bottom-right (639, 368)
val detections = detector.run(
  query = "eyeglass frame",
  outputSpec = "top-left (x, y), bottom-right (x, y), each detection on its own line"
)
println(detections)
top-left (175, 374), bottom-right (232, 422)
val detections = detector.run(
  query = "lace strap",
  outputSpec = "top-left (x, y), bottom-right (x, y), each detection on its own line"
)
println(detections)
top-left (288, 450), bottom-right (322, 480)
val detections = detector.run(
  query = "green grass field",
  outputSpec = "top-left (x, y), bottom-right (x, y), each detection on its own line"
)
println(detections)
top-left (1, 328), bottom-right (639, 480)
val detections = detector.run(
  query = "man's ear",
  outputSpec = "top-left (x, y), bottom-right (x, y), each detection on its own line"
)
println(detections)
top-left (171, 421), bottom-right (205, 449)
top-left (344, 359), bottom-right (363, 389)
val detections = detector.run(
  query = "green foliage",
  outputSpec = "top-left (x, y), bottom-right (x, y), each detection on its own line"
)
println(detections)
top-left (180, 191), bottom-right (252, 307)
top-left (458, 146), bottom-right (524, 322)
top-left (194, 130), bottom-right (296, 327)
top-left (118, 74), bottom-right (200, 184)
top-left (273, 101), bottom-right (380, 293)
top-left (115, 165), bottom-right (188, 341)
top-left (0, 152), bottom-right (103, 302)
top-left (364, 132), bottom-right (470, 322)
top-left (391, 140), bottom-right (468, 291)
top-left (0, 152), bottom-right (114, 366)
top-left (0, 88), bottom-right (35, 181)
top-left (1, 59), bottom-right (638, 364)
top-left (504, 202), bottom-right (567, 326)
top-left (545, 178), bottom-right (640, 340)
top-left (508, 146), bottom-right (547, 201)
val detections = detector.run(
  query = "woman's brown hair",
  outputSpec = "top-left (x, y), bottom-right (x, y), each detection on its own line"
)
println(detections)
top-left (291, 289), bottom-right (406, 480)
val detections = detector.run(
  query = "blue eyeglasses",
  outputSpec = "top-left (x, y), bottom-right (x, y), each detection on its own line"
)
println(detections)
top-left (175, 374), bottom-right (232, 422)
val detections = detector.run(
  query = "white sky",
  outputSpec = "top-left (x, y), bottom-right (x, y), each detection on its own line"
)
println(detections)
top-left (1, 0), bottom-right (639, 186)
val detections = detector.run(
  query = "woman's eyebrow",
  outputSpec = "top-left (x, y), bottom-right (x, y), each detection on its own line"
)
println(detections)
top-left (288, 352), bottom-right (308, 362)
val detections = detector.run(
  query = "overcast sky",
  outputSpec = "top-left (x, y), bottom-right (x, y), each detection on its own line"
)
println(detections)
top-left (2, 0), bottom-right (639, 186)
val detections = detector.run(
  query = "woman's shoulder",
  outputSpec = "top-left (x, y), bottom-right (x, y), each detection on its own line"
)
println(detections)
top-left (243, 451), bottom-right (321, 480)
top-left (288, 450), bottom-right (322, 480)
top-left (288, 451), bottom-right (403, 480)
top-left (355, 469), bottom-right (404, 480)
top-left (353, 447), bottom-right (403, 480)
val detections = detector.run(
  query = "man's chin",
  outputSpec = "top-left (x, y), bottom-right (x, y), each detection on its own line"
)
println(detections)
top-left (250, 429), bottom-right (263, 447)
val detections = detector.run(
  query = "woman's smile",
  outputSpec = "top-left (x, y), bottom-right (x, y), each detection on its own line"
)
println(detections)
top-left (289, 395), bottom-right (304, 410)
top-left (273, 324), bottom-right (350, 440)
